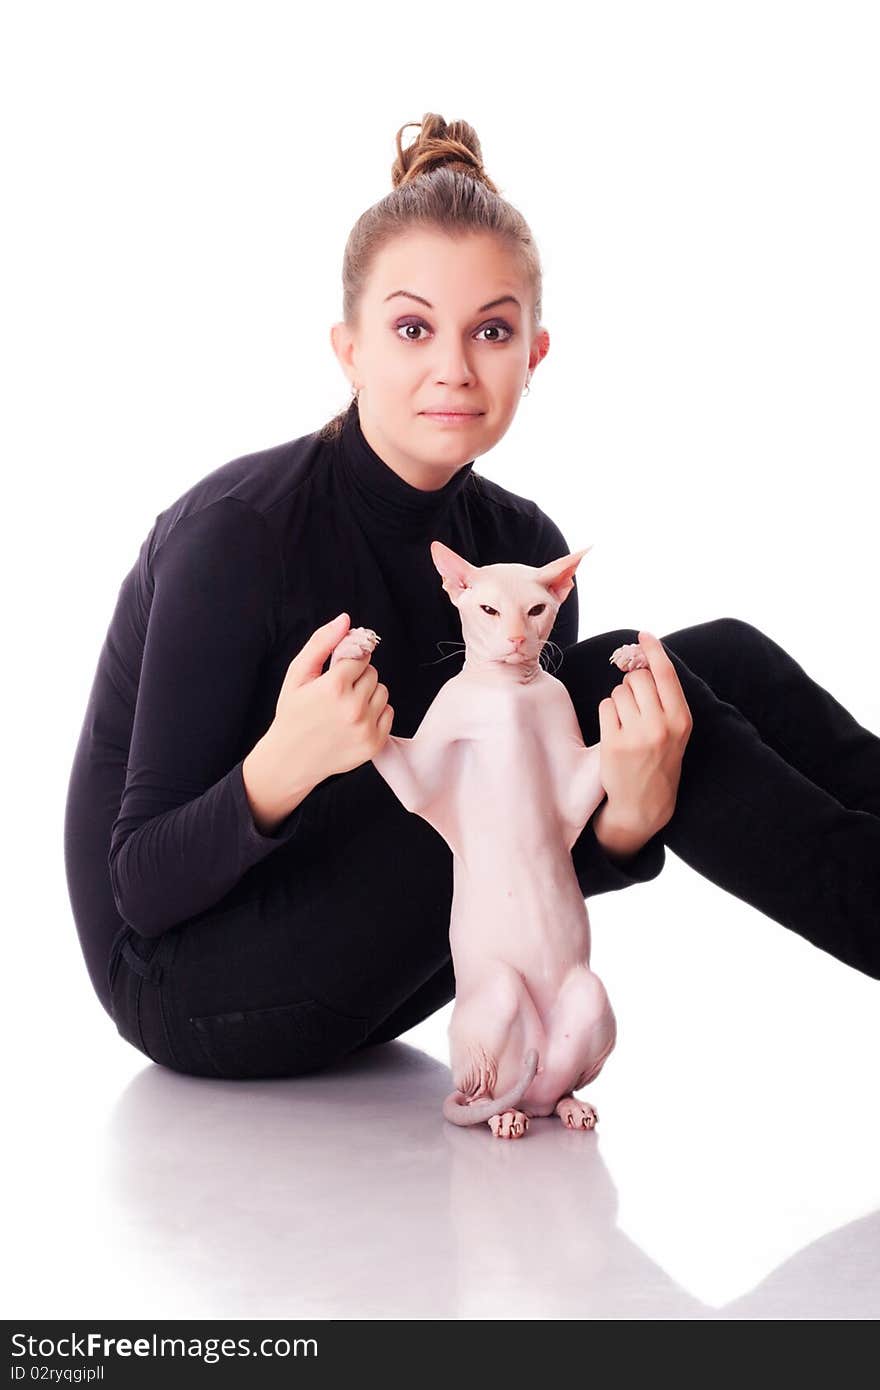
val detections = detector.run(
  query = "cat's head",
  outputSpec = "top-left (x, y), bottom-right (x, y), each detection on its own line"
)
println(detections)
top-left (430, 540), bottom-right (591, 676)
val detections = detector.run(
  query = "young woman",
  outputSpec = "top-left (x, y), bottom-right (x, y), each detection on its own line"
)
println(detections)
top-left (63, 113), bottom-right (880, 1080)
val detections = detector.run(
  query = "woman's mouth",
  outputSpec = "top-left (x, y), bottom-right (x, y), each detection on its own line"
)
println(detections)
top-left (421, 411), bottom-right (483, 424)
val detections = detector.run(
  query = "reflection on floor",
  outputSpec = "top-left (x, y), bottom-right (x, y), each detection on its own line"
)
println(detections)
top-left (9, 1025), bottom-right (879, 1319)
top-left (19, 861), bottom-right (880, 1320)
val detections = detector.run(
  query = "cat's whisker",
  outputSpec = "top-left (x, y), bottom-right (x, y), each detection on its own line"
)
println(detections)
top-left (539, 638), bottom-right (565, 676)
top-left (420, 640), bottom-right (467, 669)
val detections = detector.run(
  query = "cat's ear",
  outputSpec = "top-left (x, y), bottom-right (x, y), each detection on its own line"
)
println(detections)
top-left (536, 547), bottom-right (592, 605)
top-left (430, 540), bottom-right (479, 608)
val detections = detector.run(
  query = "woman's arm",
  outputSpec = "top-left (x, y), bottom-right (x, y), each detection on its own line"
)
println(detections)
top-left (532, 506), bottom-right (667, 893)
top-left (108, 498), bottom-right (310, 937)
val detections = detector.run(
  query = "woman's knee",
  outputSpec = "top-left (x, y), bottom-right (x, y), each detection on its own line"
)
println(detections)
top-left (661, 616), bottom-right (755, 649)
top-left (708, 616), bottom-right (766, 646)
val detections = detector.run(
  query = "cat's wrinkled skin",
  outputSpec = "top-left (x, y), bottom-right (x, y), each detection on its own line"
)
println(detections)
top-left (329, 544), bottom-right (645, 1138)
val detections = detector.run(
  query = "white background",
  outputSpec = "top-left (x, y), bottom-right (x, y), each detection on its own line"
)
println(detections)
top-left (3, 0), bottom-right (878, 1320)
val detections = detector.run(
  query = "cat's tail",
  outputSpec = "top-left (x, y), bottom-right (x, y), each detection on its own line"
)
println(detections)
top-left (442, 1048), bottom-right (539, 1127)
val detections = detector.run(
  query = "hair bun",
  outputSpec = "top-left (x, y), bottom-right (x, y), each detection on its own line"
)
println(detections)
top-left (392, 112), bottom-right (499, 193)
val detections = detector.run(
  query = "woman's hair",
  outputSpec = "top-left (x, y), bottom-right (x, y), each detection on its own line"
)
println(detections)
top-left (318, 112), bottom-right (543, 442)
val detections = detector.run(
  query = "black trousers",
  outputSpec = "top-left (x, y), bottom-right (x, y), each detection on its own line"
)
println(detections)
top-left (104, 618), bottom-right (880, 1078)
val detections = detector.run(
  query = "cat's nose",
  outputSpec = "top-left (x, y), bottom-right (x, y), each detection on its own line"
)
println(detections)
top-left (509, 635), bottom-right (524, 646)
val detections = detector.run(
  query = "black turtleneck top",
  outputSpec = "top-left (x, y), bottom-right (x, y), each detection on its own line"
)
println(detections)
top-left (66, 402), bottom-right (664, 974)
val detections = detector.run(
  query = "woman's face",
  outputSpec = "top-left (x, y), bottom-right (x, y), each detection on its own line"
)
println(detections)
top-left (331, 228), bottom-right (550, 489)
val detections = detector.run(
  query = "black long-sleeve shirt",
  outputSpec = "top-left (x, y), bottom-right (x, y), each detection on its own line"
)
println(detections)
top-left (70, 402), bottom-right (665, 951)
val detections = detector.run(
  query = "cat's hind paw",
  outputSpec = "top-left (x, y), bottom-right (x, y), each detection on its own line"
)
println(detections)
top-left (488, 1109), bottom-right (530, 1139)
top-left (555, 1096), bottom-right (598, 1130)
top-left (608, 642), bottom-right (648, 672)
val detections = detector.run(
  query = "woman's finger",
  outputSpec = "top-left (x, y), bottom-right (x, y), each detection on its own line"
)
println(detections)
top-left (610, 680), bottom-right (642, 721)
top-left (597, 695), bottom-right (622, 737)
top-left (636, 630), bottom-right (691, 719)
top-left (610, 682), bottom-right (667, 739)
top-left (617, 667), bottom-right (663, 717)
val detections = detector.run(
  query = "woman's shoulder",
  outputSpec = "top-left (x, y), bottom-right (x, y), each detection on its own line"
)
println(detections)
top-left (144, 426), bottom-right (328, 571)
top-left (463, 469), bottom-right (572, 563)
top-left (466, 466), bottom-right (543, 520)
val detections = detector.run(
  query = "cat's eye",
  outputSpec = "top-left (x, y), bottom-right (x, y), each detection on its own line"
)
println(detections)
top-left (480, 603), bottom-right (547, 618)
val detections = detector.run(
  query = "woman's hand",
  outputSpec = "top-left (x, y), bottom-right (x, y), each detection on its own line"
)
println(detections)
top-left (242, 614), bottom-right (394, 833)
top-left (596, 630), bottom-right (693, 845)
top-left (271, 613), bottom-right (394, 784)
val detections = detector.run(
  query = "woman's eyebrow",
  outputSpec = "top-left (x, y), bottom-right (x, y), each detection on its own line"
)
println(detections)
top-left (383, 290), bottom-right (521, 313)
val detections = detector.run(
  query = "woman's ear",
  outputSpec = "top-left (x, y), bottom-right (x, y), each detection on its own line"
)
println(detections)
top-left (330, 321), bottom-right (358, 389)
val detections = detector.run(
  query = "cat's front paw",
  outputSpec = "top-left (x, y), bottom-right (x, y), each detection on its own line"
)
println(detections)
top-left (328, 626), bottom-right (382, 667)
top-left (608, 642), bottom-right (648, 672)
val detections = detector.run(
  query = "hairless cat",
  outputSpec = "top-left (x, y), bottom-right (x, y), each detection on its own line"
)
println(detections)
top-left (328, 542), bottom-right (647, 1139)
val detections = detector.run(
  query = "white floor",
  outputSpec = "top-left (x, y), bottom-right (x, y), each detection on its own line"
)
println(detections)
top-left (10, 853), bottom-right (879, 1321)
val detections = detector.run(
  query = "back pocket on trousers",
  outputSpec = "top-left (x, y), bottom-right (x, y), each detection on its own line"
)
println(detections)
top-left (187, 998), bottom-right (370, 1080)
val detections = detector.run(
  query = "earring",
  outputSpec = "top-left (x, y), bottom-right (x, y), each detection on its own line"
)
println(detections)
top-left (523, 378), bottom-right (531, 396)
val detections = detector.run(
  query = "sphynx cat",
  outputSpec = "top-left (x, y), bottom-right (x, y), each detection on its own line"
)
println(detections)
top-left (328, 542), bottom-right (648, 1139)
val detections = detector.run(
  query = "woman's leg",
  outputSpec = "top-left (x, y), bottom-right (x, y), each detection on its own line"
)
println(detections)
top-left (659, 617), bottom-right (880, 816)
top-left (557, 628), bottom-right (880, 981)
top-left (108, 775), bottom-right (459, 1078)
top-left (355, 958), bottom-right (456, 1049)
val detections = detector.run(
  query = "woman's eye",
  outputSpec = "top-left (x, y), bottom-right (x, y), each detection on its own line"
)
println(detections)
top-left (396, 322), bottom-right (430, 342)
top-left (475, 323), bottom-right (513, 343)
top-left (395, 319), bottom-right (514, 344)
top-left (480, 605), bottom-right (499, 616)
